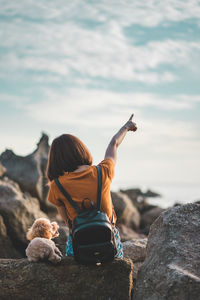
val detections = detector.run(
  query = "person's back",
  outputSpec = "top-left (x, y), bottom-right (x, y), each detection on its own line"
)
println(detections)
top-left (48, 158), bottom-right (116, 225)
top-left (46, 114), bottom-right (137, 260)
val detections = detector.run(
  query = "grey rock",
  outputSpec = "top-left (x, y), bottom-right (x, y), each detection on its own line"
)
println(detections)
top-left (0, 177), bottom-right (47, 251)
top-left (123, 238), bottom-right (147, 262)
top-left (123, 238), bottom-right (148, 281)
top-left (120, 188), bottom-right (159, 214)
top-left (112, 191), bottom-right (140, 230)
top-left (118, 224), bottom-right (146, 242)
top-left (0, 215), bottom-right (22, 258)
top-left (0, 163), bottom-right (6, 177)
top-left (0, 257), bottom-right (133, 300)
top-left (0, 133), bottom-right (52, 210)
top-left (134, 203), bottom-right (200, 300)
top-left (54, 225), bottom-right (69, 255)
top-left (140, 206), bottom-right (164, 235)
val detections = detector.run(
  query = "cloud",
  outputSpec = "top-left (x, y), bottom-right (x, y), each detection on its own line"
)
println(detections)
top-left (0, 17), bottom-right (199, 84)
top-left (22, 89), bottom-right (200, 130)
top-left (1, 0), bottom-right (200, 27)
top-left (1, 1), bottom-right (200, 85)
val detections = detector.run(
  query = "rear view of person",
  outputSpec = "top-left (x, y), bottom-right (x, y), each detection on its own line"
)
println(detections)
top-left (46, 114), bottom-right (137, 263)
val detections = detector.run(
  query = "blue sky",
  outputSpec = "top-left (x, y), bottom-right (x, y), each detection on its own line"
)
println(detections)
top-left (0, 1), bottom-right (200, 201)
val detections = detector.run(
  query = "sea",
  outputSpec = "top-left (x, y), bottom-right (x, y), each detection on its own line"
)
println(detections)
top-left (111, 181), bottom-right (200, 209)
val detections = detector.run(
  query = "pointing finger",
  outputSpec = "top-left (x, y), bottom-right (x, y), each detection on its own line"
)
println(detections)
top-left (129, 114), bottom-right (134, 121)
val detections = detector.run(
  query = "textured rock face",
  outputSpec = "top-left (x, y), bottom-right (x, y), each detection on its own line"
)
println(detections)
top-left (0, 133), bottom-right (51, 209)
top-left (0, 163), bottom-right (6, 177)
top-left (123, 238), bottom-right (147, 281)
top-left (134, 203), bottom-right (200, 300)
top-left (118, 224), bottom-right (146, 242)
top-left (123, 238), bottom-right (147, 262)
top-left (0, 177), bottom-right (47, 253)
top-left (140, 206), bottom-right (164, 235)
top-left (111, 191), bottom-right (140, 230)
top-left (120, 188), bottom-right (158, 214)
top-left (0, 215), bottom-right (22, 258)
top-left (0, 257), bottom-right (133, 300)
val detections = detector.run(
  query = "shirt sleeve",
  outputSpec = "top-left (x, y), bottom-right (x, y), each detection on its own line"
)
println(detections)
top-left (98, 158), bottom-right (115, 181)
top-left (48, 183), bottom-right (63, 207)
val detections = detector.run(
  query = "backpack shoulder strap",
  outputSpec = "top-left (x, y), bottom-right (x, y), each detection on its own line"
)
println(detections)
top-left (54, 178), bottom-right (81, 214)
top-left (96, 165), bottom-right (102, 211)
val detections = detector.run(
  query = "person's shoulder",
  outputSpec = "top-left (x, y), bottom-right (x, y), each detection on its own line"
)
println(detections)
top-left (98, 158), bottom-right (115, 180)
top-left (98, 157), bottom-right (115, 167)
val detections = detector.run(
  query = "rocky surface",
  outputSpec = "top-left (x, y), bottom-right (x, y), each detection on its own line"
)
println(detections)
top-left (111, 191), bottom-right (140, 230)
top-left (0, 163), bottom-right (6, 177)
top-left (0, 177), bottom-right (47, 255)
top-left (0, 215), bottom-right (22, 258)
top-left (123, 238), bottom-right (147, 282)
top-left (54, 225), bottom-right (69, 255)
top-left (117, 224), bottom-right (146, 242)
top-left (134, 203), bottom-right (200, 300)
top-left (120, 188), bottom-right (160, 214)
top-left (140, 206), bottom-right (164, 235)
top-left (0, 133), bottom-right (52, 210)
top-left (0, 257), bottom-right (133, 300)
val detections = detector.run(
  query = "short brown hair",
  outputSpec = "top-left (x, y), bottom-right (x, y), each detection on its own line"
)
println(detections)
top-left (46, 134), bottom-right (93, 181)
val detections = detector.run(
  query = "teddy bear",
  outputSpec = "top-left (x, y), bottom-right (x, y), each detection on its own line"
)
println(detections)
top-left (26, 218), bottom-right (62, 263)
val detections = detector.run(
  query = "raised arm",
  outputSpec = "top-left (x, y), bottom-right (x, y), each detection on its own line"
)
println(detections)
top-left (104, 114), bottom-right (137, 164)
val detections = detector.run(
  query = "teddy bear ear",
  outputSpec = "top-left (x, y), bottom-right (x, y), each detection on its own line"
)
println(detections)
top-left (51, 222), bottom-right (59, 230)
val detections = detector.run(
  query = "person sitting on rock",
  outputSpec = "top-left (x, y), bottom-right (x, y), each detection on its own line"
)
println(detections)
top-left (46, 114), bottom-right (137, 258)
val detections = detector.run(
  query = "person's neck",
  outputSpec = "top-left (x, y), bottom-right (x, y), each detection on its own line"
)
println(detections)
top-left (73, 165), bottom-right (90, 173)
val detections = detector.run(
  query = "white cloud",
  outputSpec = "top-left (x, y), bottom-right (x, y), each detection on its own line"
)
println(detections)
top-left (1, 0), bottom-right (200, 26)
top-left (23, 89), bottom-right (200, 126)
top-left (1, 1), bottom-right (200, 84)
top-left (0, 17), bottom-right (199, 83)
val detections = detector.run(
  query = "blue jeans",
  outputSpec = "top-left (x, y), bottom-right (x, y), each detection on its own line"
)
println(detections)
top-left (66, 227), bottom-right (123, 258)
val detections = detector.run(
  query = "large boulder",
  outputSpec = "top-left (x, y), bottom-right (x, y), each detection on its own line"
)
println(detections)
top-left (111, 191), bottom-right (140, 230)
top-left (0, 177), bottom-right (47, 253)
top-left (123, 238), bottom-right (147, 281)
top-left (0, 163), bottom-right (6, 177)
top-left (134, 203), bottom-right (200, 300)
top-left (0, 257), bottom-right (133, 300)
top-left (54, 225), bottom-right (69, 255)
top-left (123, 238), bottom-right (147, 263)
top-left (0, 215), bottom-right (22, 258)
top-left (117, 224), bottom-right (146, 242)
top-left (120, 188), bottom-right (160, 214)
top-left (0, 133), bottom-right (52, 210)
top-left (140, 206), bottom-right (164, 235)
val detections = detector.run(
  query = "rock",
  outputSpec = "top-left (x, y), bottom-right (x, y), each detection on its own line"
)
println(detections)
top-left (118, 224), bottom-right (146, 242)
top-left (0, 133), bottom-right (52, 210)
top-left (0, 257), bottom-right (133, 300)
top-left (134, 203), bottom-right (200, 300)
top-left (123, 238), bottom-right (148, 281)
top-left (123, 238), bottom-right (147, 262)
top-left (132, 262), bottom-right (144, 281)
top-left (54, 225), bottom-right (69, 255)
top-left (140, 206), bottom-right (164, 235)
top-left (120, 188), bottom-right (157, 214)
top-left (0, 215), bottom-right (22, 258)
top-left (0, 163), bottom-right (6, 177)
top-left (0, 177), bottom-right (47, 253)
top-left (111, 192), bottom-right (140, 230)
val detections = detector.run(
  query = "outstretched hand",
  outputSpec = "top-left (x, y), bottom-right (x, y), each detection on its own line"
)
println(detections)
top-left (124, 114), bottom-right (137, 132)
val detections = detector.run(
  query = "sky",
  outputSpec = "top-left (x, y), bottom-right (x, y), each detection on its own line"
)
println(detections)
top-left (0, 0), bottom-right (200, 205)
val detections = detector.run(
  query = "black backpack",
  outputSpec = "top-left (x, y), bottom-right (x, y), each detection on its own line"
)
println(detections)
top-left (54, 165), bottom-right (117, 265)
